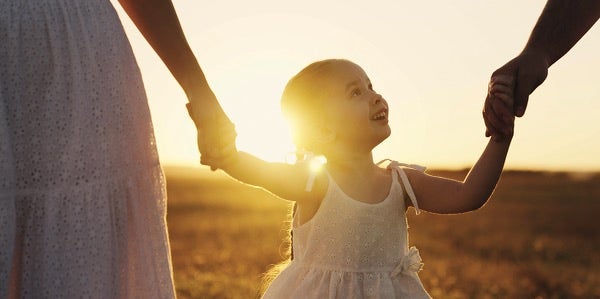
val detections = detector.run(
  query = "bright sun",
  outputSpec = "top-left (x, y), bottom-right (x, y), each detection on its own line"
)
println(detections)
top-left (209, 59), bottom-right (299, 163)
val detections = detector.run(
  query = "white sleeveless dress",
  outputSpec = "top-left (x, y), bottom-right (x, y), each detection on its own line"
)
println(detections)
top-left (0, 1), bottom-right (175, 298)
top-left (262, 161), bottom-right (432, 298)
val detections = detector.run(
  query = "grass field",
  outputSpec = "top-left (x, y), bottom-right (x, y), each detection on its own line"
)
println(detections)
top-left (165, 167), bottom-right (600, 299)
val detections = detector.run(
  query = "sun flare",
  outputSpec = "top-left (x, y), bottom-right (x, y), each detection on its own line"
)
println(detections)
top-left (208, 59), bottom-right (300, 163)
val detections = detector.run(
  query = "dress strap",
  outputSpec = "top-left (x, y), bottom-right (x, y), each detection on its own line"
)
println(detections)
top-left (295, 150), bottom-right (318, 192)
top-left (305, 172), bottom-right (317, 192)
top-left (377, 159), bottom-right (426, 215)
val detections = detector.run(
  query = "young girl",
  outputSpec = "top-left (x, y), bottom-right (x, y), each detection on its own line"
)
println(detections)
top-left (188, 59), bottom-right (514, 298)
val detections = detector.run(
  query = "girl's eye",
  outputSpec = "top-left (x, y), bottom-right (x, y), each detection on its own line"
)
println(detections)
top-left (351, 88), bottom-right (361, 97)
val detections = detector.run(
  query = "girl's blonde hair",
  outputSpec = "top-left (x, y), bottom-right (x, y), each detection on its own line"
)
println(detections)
top-left (280, 59), bottom-right (349, 155)
top-left (260, 59), bottom-right (347, 295)
top-left (259, 204), bottom-right (296, 296)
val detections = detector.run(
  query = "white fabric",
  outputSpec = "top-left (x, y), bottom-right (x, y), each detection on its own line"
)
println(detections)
top-left (0, 1), bottom-right (175, 298)
top-left (381, 160), bottom-right (427, 215)
top-left (262, 164), bottom-right (431, 299)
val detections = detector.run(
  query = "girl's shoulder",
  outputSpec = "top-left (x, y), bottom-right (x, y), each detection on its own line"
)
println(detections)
top-left (280, 159), bottom-right (329, 204)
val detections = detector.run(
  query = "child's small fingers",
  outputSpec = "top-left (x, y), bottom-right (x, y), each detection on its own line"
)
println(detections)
top-left (490, 96), bottom-right (514, 123)
top-left (490, 84), bottom-right (513, 96)
top-left (490, 75), bottom-right (515, 86)
top-left (483, 112), bottom-right (494, 138)
top-left (483, 109), bottom-right (504, 139)
top-left (492, 93), bottom-right (514, 106)
top-left (483, 97), bottom-right (507, 131)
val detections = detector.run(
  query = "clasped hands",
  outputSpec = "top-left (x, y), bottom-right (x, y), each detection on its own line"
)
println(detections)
top-left (483, 50), bottom-right (550, 141)
top-left (186, 102), bottom-right (238, 171)
top-left (484, 74), bottom-right (515, 142)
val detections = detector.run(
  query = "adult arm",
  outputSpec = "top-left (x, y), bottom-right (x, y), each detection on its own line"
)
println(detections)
top-left (118, 0), bottom-right (212, 101)
top-left (118, 0), bottom-right (234, 168)
top-left (484, 0), bottom-right (600, 138)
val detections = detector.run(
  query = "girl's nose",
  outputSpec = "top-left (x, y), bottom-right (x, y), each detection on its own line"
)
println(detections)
top-left (372, 93), bottom-right (383, 105)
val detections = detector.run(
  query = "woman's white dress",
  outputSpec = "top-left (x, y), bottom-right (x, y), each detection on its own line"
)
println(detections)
top-left (0, 0), bottom-right (175, 297)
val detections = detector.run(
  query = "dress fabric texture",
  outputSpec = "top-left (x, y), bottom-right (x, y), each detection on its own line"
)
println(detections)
top-left (262, 162), bottom-right (432, 299)
top-left (0, 0), bottom-right (175, 298)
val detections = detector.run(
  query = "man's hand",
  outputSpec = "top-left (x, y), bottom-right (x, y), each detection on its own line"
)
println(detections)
top-left (483, 75), bottom-right (516, 142)
top-left (483, 50), bottom-right (549, 138)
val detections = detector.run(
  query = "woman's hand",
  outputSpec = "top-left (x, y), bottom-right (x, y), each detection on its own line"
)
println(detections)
top-left (186, 101), bottom-right (237, 171)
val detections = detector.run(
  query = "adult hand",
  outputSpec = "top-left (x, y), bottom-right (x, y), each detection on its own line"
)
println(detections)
top-left (483, 49), bottom-right (549, 139)
top-left (186, 100), bottom-right (237, 171)
top-left (483, 75), bottom-right (515, 142)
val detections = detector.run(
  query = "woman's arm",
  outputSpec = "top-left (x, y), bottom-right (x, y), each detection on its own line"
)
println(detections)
top-left (118, 0), bottom-right (209, 100)
top-left (119, 0), bottom-right (234, 167)
top-left (118, 0), bottom-right (226, 121)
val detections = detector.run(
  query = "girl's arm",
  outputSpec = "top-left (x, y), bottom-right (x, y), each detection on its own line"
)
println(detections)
top-left (221, 152), bottom-right (326, 202)
top-left (407, 76), bottom-right (514, 214)
top-left (186, 104), bottom-right (327, 203)
top-left (406, 137), bottom-right (511, 214)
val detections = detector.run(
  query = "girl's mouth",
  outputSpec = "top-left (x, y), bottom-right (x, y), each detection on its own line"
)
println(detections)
top-left (371, 109), bottom-right (387, 121)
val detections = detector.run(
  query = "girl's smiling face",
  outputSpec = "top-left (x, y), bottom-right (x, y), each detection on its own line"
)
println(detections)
top-left (319, 60), bottom-right (391, 152)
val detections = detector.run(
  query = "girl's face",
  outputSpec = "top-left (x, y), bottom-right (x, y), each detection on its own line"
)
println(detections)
top-left (319, 61), bottom-right (391, 151)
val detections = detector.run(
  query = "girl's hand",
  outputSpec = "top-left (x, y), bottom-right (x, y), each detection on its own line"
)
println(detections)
top-left (483, 75), bottom-right (515, 142)
top-left (186, 102), bottom-right (237, 170)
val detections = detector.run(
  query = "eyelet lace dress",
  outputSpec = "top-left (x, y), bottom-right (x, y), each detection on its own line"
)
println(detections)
top-left (0, 1), bottom-right (175, 298)
top-left (262, 161), bottom-right (432, 298)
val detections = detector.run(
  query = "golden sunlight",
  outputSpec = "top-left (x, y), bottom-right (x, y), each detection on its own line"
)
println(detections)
top-left (208, 58), bottom-right (298, 162)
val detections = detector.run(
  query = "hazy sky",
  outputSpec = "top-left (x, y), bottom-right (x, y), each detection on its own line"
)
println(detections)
top-left (113, 1), bottom-right (599, 171)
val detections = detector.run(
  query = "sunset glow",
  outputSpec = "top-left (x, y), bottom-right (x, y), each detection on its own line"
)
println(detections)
top-left (113, 0), bottom-right (600, 171)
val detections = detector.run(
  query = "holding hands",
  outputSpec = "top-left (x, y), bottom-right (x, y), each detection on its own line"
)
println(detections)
top-left (483, 74), bottom-right (516, 142)
top-left (186, 100), bottom-right (237, 171)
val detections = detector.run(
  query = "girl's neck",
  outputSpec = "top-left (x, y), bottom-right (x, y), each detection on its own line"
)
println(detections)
top-left (324, 149), bottom-right (379, 176)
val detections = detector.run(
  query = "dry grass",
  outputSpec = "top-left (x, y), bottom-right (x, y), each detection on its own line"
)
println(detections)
top-left (165, 167), bottom-right (600, 299)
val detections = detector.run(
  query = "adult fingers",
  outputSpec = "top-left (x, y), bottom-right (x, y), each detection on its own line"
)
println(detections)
top-left (513, 77), bottom-right (531, 117)
top-left (491, 92), bottom-right (514, 108)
